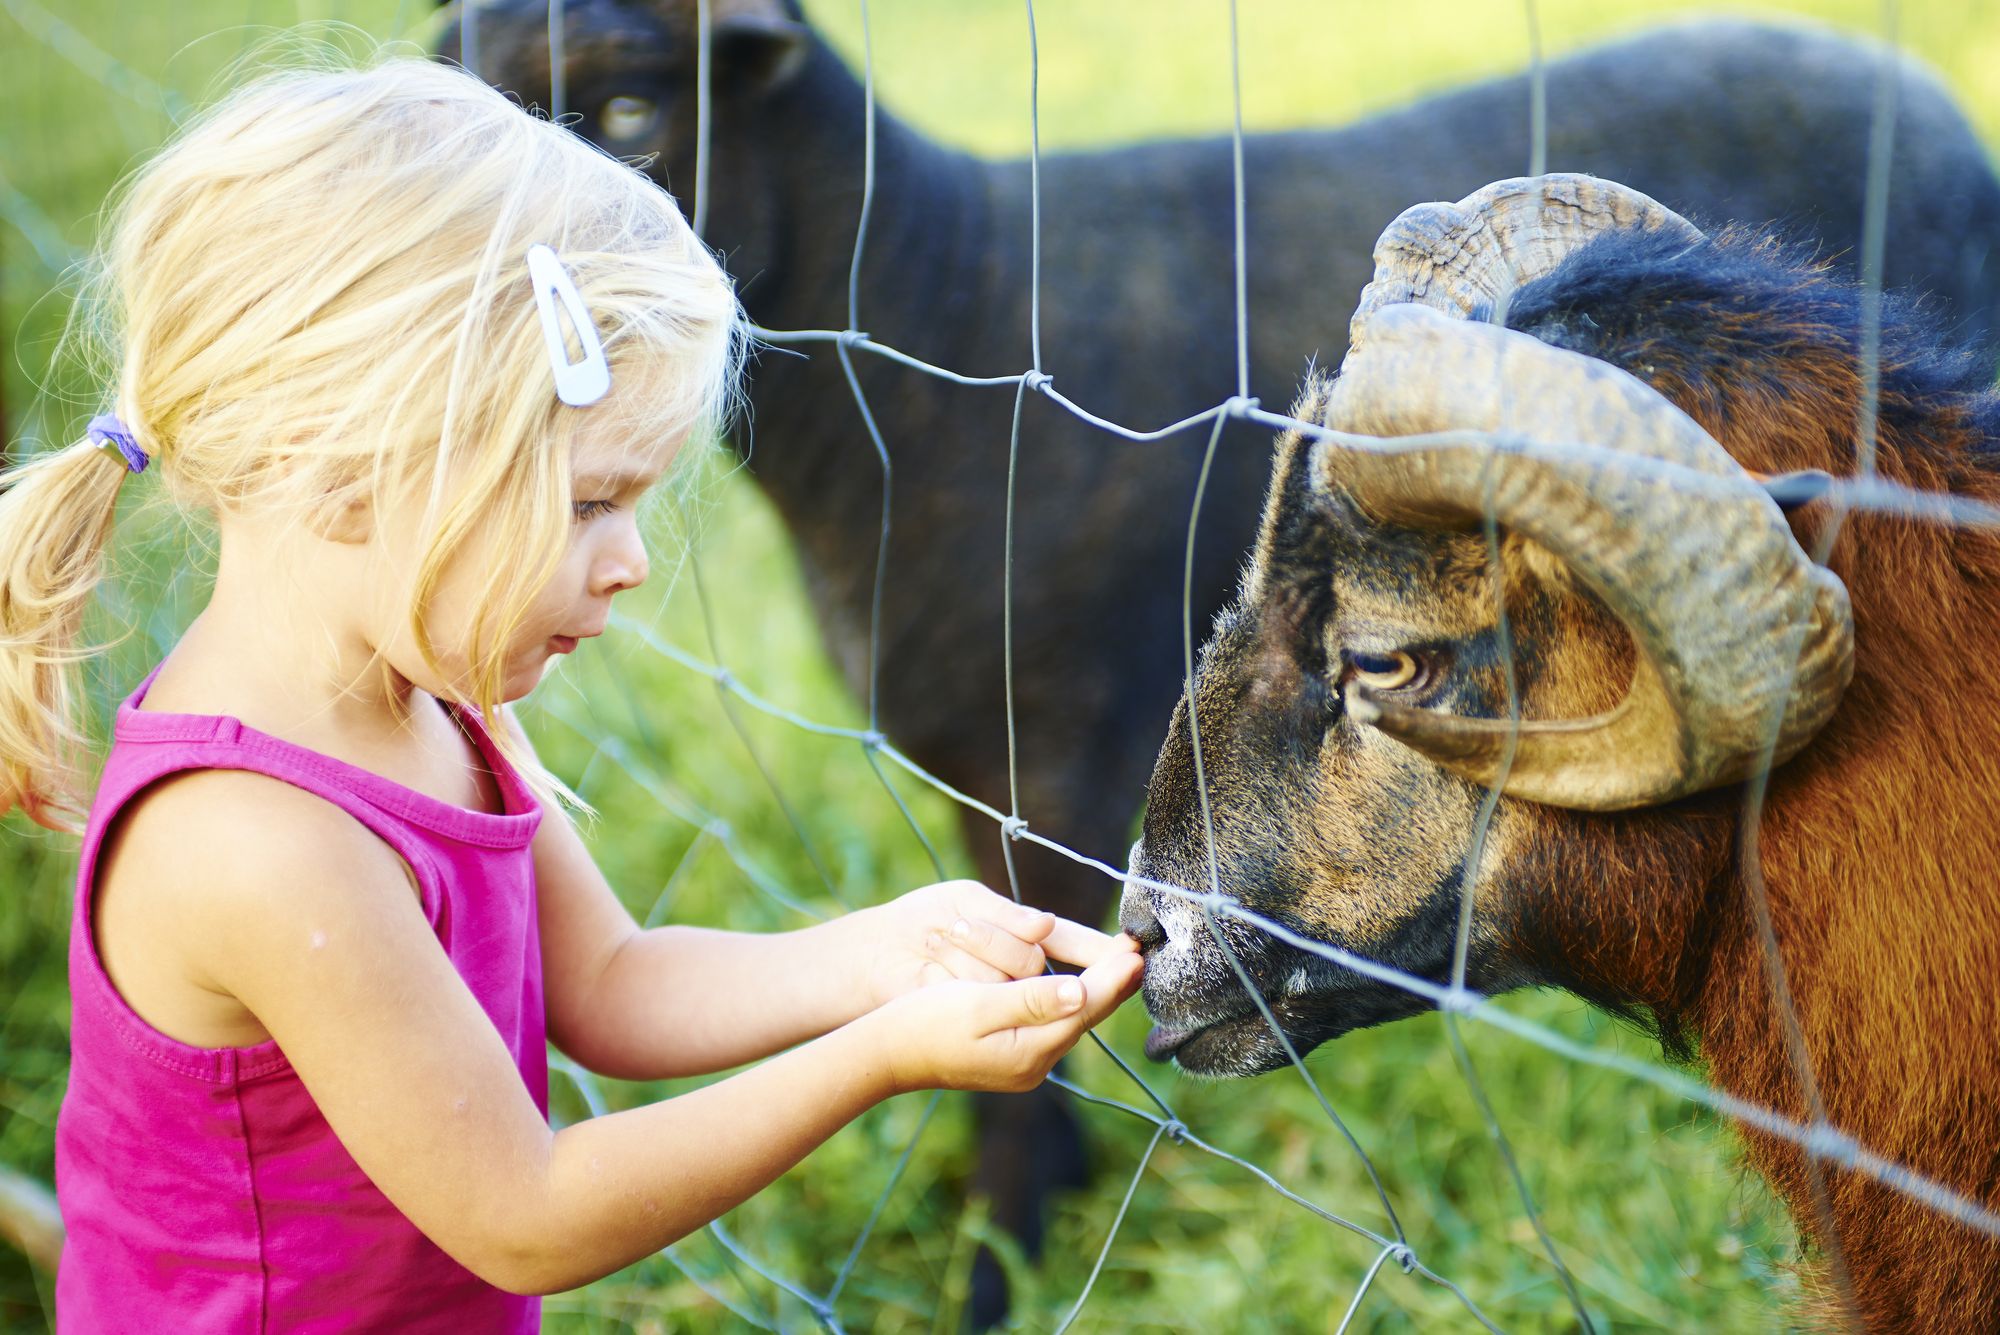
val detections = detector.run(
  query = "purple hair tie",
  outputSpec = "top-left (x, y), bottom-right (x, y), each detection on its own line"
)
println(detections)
top-left (87, 413), bottom-right (148, 474)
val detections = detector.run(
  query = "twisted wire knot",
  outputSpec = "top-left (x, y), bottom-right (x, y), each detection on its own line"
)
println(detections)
top-left (1001, 815), bottom-right (1029, 841)
top-left (1439, 986), bottom-right (1477, 1016)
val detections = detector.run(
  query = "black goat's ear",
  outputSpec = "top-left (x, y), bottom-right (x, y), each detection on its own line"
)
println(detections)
top-left (713, 4), bottom-right (810, 93)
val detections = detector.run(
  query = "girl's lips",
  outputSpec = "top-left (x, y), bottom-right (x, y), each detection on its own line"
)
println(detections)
top-left (550, 635), bottom-right (579, 654)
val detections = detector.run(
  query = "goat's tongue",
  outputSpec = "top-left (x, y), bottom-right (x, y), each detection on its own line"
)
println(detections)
top-left (1144, 1025), bottom-right (1193, 1063)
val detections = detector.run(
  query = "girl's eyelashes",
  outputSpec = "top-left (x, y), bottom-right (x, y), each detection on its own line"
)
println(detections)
top-left (572, 499), bottom-right (620, 522)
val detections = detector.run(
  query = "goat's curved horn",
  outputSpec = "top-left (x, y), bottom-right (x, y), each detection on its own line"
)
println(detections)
top-left (1348, 174), bottom-right (1703, 351)
top-left (1314, 304), bottom-right (1853, 811)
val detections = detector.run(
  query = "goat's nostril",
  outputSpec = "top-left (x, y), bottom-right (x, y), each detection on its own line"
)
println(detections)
top-left (1118, 887), bottom-right (1168, 953)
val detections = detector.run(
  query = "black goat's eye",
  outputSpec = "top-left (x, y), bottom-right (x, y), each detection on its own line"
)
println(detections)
top-left (599, 95), bottom-right (661, 142)
top-left (1346, 649), bottom-right (1420, 691)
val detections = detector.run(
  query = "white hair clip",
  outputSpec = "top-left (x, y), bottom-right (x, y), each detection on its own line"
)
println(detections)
top-left (526, 243), bottom-right (611, 407)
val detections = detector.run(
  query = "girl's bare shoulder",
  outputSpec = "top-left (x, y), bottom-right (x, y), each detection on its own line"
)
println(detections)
top-left (94, 770), bottom-right (420, 1050)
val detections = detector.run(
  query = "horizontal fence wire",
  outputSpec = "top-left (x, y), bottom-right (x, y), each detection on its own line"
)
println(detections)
top-left (4, 0), bottom-right (1989, 1328)
top-left (609, 620), bottom-right (2000, 1250)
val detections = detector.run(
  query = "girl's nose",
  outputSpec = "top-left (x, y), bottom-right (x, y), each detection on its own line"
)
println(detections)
top-left (591, 521), bottom-right (648, 597)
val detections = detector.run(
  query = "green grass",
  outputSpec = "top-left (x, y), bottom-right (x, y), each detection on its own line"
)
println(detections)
top-left (5, 0), bottom-right (1996, 1330)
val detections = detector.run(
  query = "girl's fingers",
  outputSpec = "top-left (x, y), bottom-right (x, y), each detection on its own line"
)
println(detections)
top-left (1040, 917), bottom-right (1136, 969)
top-left (974, 891), bottom-right (1057, 945)
top-left (946, 915), bottom-right (1048, 979)
top-left (979, 972), bottom-right (1088, 1033)
top-left (985, 949), bottom-right (1144, 1041)
top-left (922, 933), bottom-right (1010, 985)
top-left (1069, 948), bottom-right (1145, 1029)
top-left (942, 881), bottom-right (1057, 945)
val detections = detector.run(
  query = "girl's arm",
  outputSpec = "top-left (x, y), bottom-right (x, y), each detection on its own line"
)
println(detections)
top-left (519, 711), bottom-right (1111, 1081)
top-left (156, 770), bottom-right (1140, 1295)
top-left (574, 905), bottom-right (1097, 1079)
top-left (528, 966), bottom-right (1115, 1293)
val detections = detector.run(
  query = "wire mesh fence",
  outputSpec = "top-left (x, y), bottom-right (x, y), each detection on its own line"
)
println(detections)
top-left (4, 0), bottom-right (1999, 1329)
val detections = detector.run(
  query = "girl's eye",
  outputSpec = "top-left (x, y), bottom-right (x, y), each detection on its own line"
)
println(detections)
top-left (572, 499), bottom-right (619, 522)
top-left (1346, 649), bottom-right (1421, 691)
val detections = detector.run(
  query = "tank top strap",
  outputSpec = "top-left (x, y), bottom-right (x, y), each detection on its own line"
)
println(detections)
top-left (85, 708), bottom-right (452, 934)
top-left (108, 667), bottom-right (540, 841)
top-left (89, 665), bottom-right (545, 915)
top-left (71, 666), bottom-right (543, 1083)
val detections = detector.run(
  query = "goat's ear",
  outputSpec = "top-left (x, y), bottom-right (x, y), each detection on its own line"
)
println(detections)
top-left (712, 0), bottom-right (810, 93)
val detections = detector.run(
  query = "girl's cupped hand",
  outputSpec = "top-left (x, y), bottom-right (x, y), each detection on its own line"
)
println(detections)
top-left (852, 879), bottom-right (1137, 1010)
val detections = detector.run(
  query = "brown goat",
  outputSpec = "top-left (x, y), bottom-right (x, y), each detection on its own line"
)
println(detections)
top-left (1122, 177), bottom-right (2000, 1330)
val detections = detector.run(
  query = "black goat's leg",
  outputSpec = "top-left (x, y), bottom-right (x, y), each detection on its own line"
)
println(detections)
top-left (962, 822), bottom-right (1120, 1329)
top-left (966, 1082), bottom-right (1086, 1330)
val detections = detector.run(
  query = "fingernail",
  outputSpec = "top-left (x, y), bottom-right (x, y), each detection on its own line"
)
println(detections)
top-left (950, 919), bottom-right (970, 941)
top-left (1058, 980), bottom-right (1083, 1009)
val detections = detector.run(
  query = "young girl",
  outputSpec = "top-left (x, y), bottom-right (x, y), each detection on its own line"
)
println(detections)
top-left (0, 54), bottom-right (1142, 1330)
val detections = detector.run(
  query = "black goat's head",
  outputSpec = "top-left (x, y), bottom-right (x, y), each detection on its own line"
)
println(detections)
top-left (438, 1), bottom-right (811, 242)
top-left (1124, 176), bottom-right (1861, 1076)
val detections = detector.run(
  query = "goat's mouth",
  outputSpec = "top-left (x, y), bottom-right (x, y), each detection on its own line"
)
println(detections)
top-left (1140, 989), bottom-right (1328, 1076)
top-left (1143, 976), bottom-right (1441, 1076)
top-left (1144, 1010), bottom-right (1287, 1072)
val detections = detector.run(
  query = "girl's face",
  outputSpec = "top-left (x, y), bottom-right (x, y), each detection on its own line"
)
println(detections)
top-left (368, 423), bottom-right (681, 705)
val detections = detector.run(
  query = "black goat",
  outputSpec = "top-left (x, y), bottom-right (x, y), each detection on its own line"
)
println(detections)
top-left (454, 0), bottom-right (2000, 1321)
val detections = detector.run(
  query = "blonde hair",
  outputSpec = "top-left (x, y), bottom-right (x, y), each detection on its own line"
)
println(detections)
top-left (0, 52), bottom-right (743, 830)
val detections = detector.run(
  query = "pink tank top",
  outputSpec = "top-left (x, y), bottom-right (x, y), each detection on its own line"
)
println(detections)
top-left (55, 666), bottom-right (547, 1333)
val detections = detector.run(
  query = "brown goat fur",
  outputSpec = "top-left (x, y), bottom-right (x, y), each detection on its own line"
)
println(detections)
top-left (1126, 225), bottom-right (2000, 1329)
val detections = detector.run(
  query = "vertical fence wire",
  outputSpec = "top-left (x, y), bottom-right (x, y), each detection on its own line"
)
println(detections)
top-left (692, 0), bottom-right (712, 239)
top-left (1051, 1121), bottom-right (1168, 1334)
top-left (1724, 0), bottom-right (1903, 1317)
top-left (1024, 0), bottom-right (1044, 376)
top-left (1177, 410), bottom-right (1409, 1244)
top-left (1446, 279), bottom-right (1596, 1326)
top-left (1226, 0), bottom-right (1249, 399)
top-left (1524, 0), bottom-right (1547, 177)
top-left (457, 0), bottom-right (476, 78)
top-left (840, 0), bottom-right (895, 737)
top-left (546, 0), bottom-right (564, 120)
top-left (687, 548), bottom-right (850, 908)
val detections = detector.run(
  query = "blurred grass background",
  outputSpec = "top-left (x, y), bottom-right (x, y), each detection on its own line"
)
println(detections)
top-left (4, 0), bottom-right (1997, 1330)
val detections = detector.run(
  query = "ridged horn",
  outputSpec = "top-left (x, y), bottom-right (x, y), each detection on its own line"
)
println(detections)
top-left (1348, 174), bottom-right (1704, 353)
top-left (1314, 304), bottom-right (1853, 811)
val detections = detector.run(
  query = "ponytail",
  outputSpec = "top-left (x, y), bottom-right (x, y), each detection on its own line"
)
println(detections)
top-left (0, 434), bottom-right (135, 831)
top-left (2, 53), bottom-right (744, 827)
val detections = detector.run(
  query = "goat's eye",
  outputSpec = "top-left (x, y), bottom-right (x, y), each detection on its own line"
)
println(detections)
top-left (599, 95), bottom-right (661, 142)
top-left (1346, 649), bottom-right (1420, 691)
